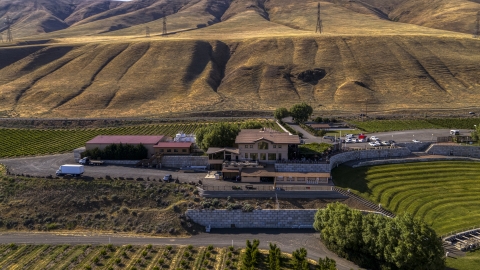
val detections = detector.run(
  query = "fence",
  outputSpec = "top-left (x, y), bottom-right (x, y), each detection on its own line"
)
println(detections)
top-left (201, 185), bottom-right (333, 191)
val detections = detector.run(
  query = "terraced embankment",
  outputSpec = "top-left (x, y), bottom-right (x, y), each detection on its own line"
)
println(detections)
top-left (332, 161), bottom-right (480, 235)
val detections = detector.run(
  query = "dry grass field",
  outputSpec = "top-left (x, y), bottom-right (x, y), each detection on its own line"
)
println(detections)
top-left (0, 0), bottom-right (479, 118)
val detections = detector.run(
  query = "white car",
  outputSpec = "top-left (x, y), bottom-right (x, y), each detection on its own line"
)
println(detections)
top-left (357, 138), bottom-right (365, 143)
top-left (370, 136), bottom-right (379, 141)
top-left (412, 139), bottom-right (421, 143)
top-left (369, 141), bottom-right (380, 147)
top-left (345, 138), bottom-right (353, 143)
top-left (381, 141), bottom-right (391, 146)
top-left (345, 134), bottom-right (354, 138)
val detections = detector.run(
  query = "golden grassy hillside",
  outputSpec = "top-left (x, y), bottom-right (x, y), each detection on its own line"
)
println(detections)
top-left (0, 0), bottom-right (479, 118)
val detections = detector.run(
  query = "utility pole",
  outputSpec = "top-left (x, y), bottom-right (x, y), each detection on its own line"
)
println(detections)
top-left (145, 26), bottom-right (150, 37)
top-left (315, 2), bottom-right (323, 34)
top-left (474, 11), bottom-right (480, 38)
top-left (5, 16), bottom-right (13, 42)
top-left (162, 16), bottom-right (167, 35)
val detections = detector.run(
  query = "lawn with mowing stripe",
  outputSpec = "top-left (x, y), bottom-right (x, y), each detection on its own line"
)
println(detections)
top-left (332, 161), bottom-right (480, 236)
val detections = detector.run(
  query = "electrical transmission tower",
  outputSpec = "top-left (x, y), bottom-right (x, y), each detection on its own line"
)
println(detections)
top-left (146, 26), bottom-right (150, 37)
top-left (474, 11), bottom-right (480, 38)
top-left (315, 3), bottom-right (323, 34)
top-left (5, 16), bottom-right (13, 42)
top-left (162, 16), bottom-right (167, 35)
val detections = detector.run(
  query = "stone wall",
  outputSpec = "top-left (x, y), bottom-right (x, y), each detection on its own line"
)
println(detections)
top-left (426, 144), bottom-right (480, 158)
top-left (162, 156), bottom-right (208, 168)
top-left (275, 163), bottom-right (330, 173)
top-left (186, 209), bottom-right (317, 228)
top-left (329, 147), bottom-right (412, 170)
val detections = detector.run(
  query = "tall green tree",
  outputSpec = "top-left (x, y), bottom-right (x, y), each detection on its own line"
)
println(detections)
top-left (313, 203), bottom-right (445, 270)
top-left (241, 239), bottom-right (260, 270)
top-left (291, 248), bottom-right (308, 270)
top-left (289, 102), bottom-right (313, 123)
top-left (274, 107), bottom-right (290, 120)
top-left (268, 243), bottom-right (281, 270)
top-left (317, 257), bottom-right (336, 270)
top-left (196, 122), bottom-right (240, 151)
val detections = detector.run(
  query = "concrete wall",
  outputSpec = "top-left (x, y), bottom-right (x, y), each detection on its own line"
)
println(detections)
top-left (426, 144), bottom-right (480, 158)
top-left (329, 147), bottom-right (412, 170)
top-left (186, 209), bottom-right (317, 228)
top-left (161, 156), bottom-right (208, 168)
top-left (275, 163), bottom-right (330, 173)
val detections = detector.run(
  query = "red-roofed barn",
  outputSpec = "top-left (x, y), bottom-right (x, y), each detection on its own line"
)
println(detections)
top-left (86, 135), bottom-right (166, 157)
top-left (154, 142), bottom-right (193, 155)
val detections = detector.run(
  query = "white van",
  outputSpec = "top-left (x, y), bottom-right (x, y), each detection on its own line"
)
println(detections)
top-left (450, 130), bottom-right (460, 135)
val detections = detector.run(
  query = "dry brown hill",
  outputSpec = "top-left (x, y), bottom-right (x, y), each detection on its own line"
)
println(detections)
top-left (0, 0), bottom-right (480, 118)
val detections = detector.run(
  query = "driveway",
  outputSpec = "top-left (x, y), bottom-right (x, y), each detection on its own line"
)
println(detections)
top-left (0, 230), bottom-right (359, 270)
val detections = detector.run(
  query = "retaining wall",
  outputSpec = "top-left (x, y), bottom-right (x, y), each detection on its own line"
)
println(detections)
top-left (426, 145), bottom-right (480, 158)
top-left (275, 163), bottom-right (330, 173)
top-left (329, 147), bottom-right (412, 170)
top-left (186, 209), bottom-right (317, 228)
top-left (161, 156), bottom-right (208, 168)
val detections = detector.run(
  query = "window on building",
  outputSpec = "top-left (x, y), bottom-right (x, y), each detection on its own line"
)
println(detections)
top-left (245, 153), bottom-right (248, 159)
top-left (297, 177), bottom-right (305, 181)
top-left (287, 177), bottom-right (294, 181)
top-left (278, 145), bottom-right (282, 148)
top-left (258, 142), bottom-right (269, 150)
top-left (250, 145), bottom-right (253, 148)
top-left (277, 176), bottom-right (284, 182)
top-left (167, 149), bottom-right (171, 152)
top-left (273, 145), bottom-right (276, 148)
top-left (268, 153), bottom-right (276, 160)
top-left (260, 153), bottom-right (266, 160)
top-left (182, 149), bottom-right (187, 152)
top-left (251, 153), bottom-right (258, 161)
top-left (174, 149), bottom-right (178, 152)
top-left (160, 149), bottom-right (164, 152)
top-left (245, 145), bottom-right (248, 148)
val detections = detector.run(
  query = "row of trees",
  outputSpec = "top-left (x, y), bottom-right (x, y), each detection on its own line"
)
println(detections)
top-left (241, 239), bottom-right (336, 270)
top-left (274, 103), bottom-right (313, 123)
top-left (313, 203), bottom-right (445, 270)
top-left (81, 143), bottom-right (148, 160)
top-left (196, 121), bottom-right (264, 150)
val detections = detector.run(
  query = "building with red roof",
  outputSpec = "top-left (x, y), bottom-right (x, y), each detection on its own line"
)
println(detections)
top-left (154, 142), bottom-right (193, 155)
top-left (86, 135), bottom-right (167, 157)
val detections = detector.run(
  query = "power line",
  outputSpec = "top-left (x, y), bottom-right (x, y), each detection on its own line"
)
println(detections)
top-left (162, 16), bottom-right (167, 35)
top-left (145, 26), bottom-right (150, 37)
top-left (315, 2), bottom-right (323, 34)
top-left (5, 15), bottom-right (13, 42)
top-left (474, 11), bottom-right (480, 38)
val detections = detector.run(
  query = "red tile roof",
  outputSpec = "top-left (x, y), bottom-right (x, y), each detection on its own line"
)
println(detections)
top-left (154, 142), bottom-right (192, 148)
top-left (86, 135), bottom-right (165, 145)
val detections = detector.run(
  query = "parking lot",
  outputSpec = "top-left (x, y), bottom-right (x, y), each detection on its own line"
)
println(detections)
top-left (319, 129), bottom-right (473, 149)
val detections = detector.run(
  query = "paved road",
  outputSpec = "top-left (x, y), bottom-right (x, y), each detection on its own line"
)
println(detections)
top-left (0, 230), bottom-right (359, 269)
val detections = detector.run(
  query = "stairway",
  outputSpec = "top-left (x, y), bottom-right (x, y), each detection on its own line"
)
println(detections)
top-left (333, 187), bottom-right (395, 217)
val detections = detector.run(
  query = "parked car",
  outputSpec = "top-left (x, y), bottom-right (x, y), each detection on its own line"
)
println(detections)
top-left (412, 139), bottom-right (421, 143)
top-left (450, 130), bottom-right (460, 135)
top-left (345, 134), bottom-right (354, 138)
top-left (370, 136), bottom-right (379, 141)
top-left (323, 135), bottom-right (335, 140)
top-left (381, 141), bottom-right (391, 146)
top-left (56, 164), bottom-right (84, 176)
top-left (163, 174), bottom-right (173, 182)
top-left (357, 138), bottom-right (365, 143)
top-left (369, 141), bottom-right (380, 147)
top-left (469, 112), bottom-right (475, 115)
top-left (388, 140), bottom-right (396, 144)
top-left (352, 138), bottom-right (359, 143)
top-left (345, 138), bottom-right (353, 143)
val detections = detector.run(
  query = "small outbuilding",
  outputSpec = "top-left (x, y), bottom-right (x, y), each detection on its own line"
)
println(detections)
top-left (154, 142), bottom-right (193, 155)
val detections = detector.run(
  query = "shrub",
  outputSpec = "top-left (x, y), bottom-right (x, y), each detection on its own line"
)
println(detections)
top-left (207, 244), bottom-right (214, 251)
top-left (187, 244), bottom-right (193, 250)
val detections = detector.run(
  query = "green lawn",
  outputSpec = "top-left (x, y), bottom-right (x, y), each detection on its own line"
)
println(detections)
top-left (447, 250), bottom-right (480, 270)
top-left (332, 161), bottom-right (480, 236)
